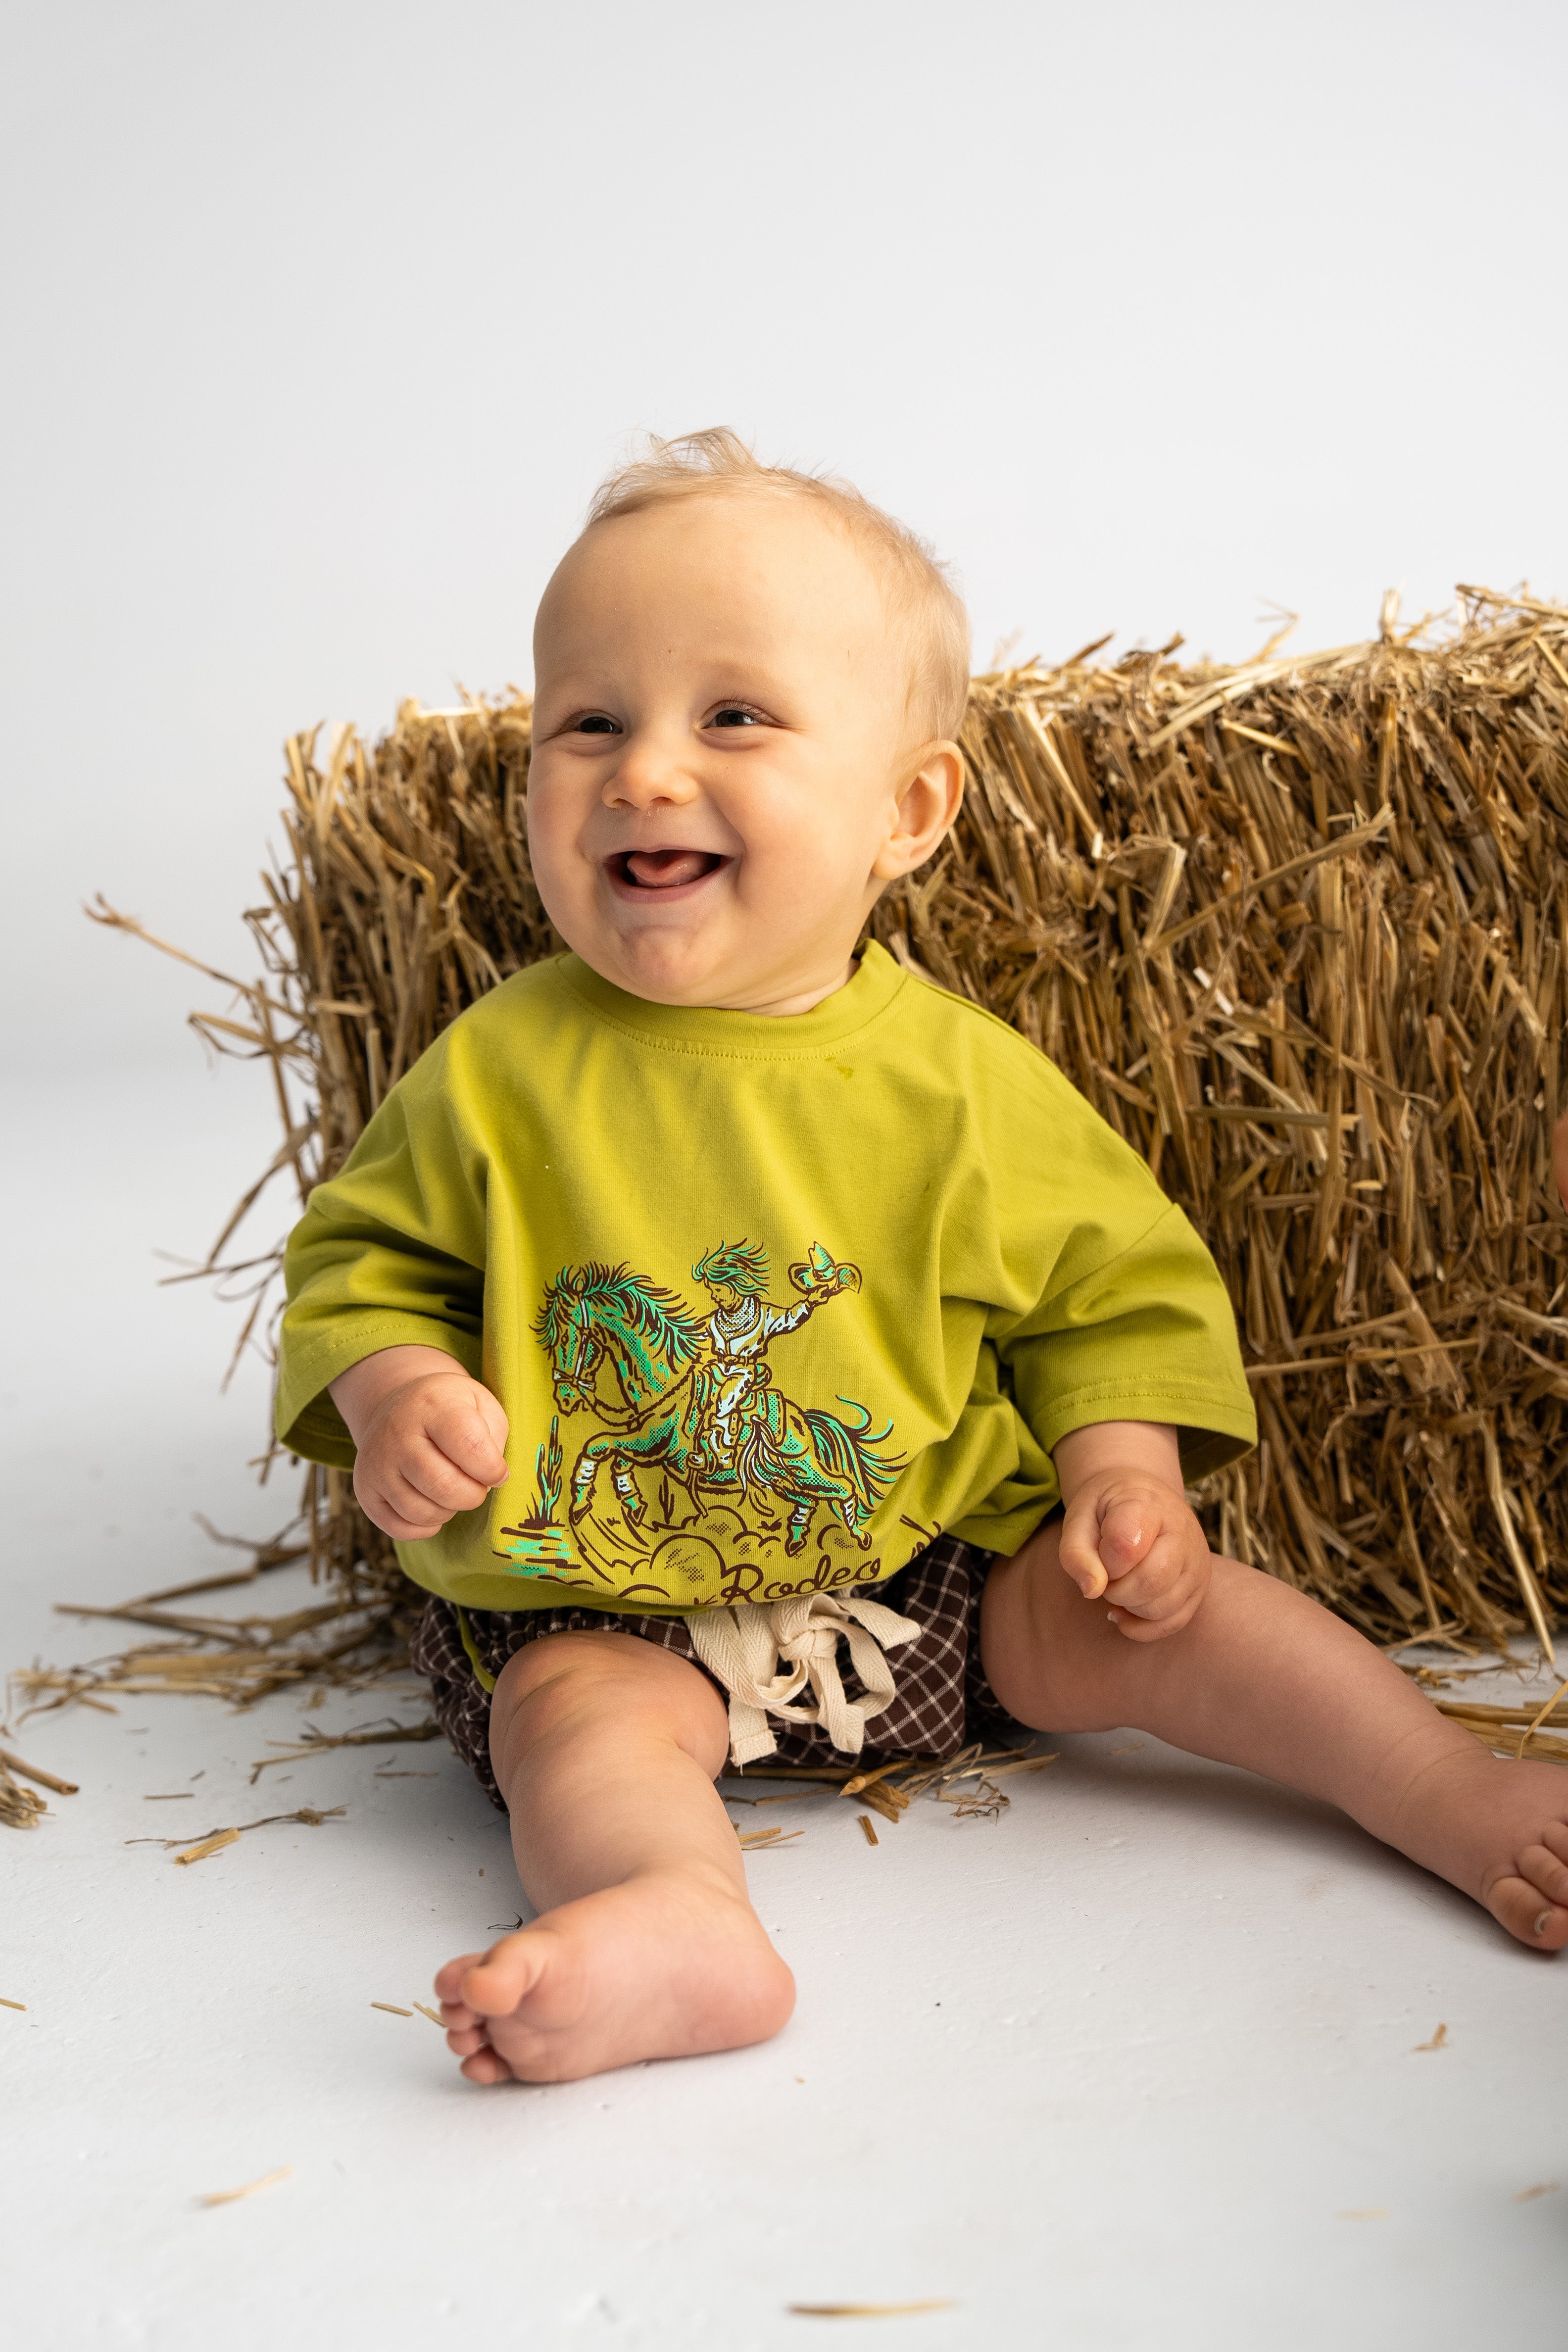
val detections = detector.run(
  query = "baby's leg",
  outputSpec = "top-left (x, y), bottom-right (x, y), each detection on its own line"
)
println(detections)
top-left (982, 1523), bottom-right (1568, 1952)
top-left (435, 1631), bottom-right (794, 2082)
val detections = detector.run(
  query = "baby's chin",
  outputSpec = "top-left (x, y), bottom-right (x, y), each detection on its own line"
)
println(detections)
top-left (574, 903), bottom-right (847, 1015)
top-left (602, 928), bottom-right (784, 1009)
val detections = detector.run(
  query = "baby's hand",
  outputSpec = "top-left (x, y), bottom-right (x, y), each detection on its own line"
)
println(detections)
top-left (331, 1347), bottom-right (509, 1542)
top-left (1057, 1468), bottom-right (1211, 1641)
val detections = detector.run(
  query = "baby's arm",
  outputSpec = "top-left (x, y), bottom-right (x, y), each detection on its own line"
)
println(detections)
top-left (1053, 1421), bottom-right (1209, 1642)
top-left (330, 1346), bottom-right (509, 1542)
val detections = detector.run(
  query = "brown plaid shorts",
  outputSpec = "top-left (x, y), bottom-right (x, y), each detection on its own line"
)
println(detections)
top-left (410, 1533), bottom-right (1018, 1811)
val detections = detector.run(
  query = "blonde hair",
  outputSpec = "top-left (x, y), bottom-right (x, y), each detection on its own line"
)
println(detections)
top-left (584, 428), bottom-right (971, 740)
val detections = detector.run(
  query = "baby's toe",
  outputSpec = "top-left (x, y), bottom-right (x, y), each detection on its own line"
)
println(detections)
top-left (459, 2044), bottom-right (515, 2085)
top-left (434, 1951), bottom-right (487, 2002)
top-left (463, 1934), bottom-right (547, 2018)
top-left (443, 2019), bottom-right (490, 2057)
top-left (1519, 1840), bottom-right (1568, 1914)
top-left (1484, 1868), bottom-right (1568, 1951)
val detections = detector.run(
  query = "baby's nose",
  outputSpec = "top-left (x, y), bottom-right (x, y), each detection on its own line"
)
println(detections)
top-left (605, 735), bottom-right (699, 809)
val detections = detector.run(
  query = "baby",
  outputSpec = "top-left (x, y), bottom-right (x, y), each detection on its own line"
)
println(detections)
top-left (278, 431), bottom-right (1568, 2086)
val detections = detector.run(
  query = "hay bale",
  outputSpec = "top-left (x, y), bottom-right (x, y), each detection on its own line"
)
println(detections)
top-left (105, 586), bottom-right (1568, 1658)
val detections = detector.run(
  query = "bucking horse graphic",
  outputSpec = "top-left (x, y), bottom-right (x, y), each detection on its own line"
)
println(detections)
top-left (531, 1239), bottom-right (902, 1558)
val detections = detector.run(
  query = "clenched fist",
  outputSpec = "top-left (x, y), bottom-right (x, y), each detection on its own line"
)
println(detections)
top-left (329, 1344), bottom-right (509, 1542)
top-left (1053, 1420), bottom-right (1212, 1641)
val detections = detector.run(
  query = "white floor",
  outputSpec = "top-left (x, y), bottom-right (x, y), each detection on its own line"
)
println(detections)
top-left (5, 1066), bottom-right (1566, 2352)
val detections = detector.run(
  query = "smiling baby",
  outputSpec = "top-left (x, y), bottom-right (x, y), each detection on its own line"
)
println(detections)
top-left (277, 431), bottom-right (1568, 2086)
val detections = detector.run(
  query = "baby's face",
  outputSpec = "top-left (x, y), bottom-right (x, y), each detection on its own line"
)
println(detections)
top-left (527, 494), bottom-right (959, 1014)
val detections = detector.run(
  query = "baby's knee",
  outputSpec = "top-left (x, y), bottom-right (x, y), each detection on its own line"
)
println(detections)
top-left (490, 1632), bottom-right (727, 1778)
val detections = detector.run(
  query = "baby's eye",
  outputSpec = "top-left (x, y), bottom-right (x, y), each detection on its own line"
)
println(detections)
top-left (573, 713), bottom-right (621, 735)
top-left (710, 706), bottom-right (760, 729)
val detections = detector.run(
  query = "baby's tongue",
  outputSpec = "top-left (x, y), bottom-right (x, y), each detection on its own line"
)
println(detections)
top-left (625, 848), bottom-right (712, 889)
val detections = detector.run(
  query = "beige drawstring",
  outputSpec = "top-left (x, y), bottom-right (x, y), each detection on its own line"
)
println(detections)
top-left (685, 1589), bottom-right (922, 1767)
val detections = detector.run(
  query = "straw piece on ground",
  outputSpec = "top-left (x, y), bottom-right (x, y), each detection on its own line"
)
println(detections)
top-left (837, 1761), bottom-right (905, 1798)
top-left (201, 2165), bottom-right (291, 2207)
top-left (1516, 1675), bottom-right (1568, 1757)
top-left (786, 2300), bottom-right (956, 2318)
top-left (0, 1761), bottom-right (48, 1828)
top-left (1443, 1716), bottom-right (1568, 1765)
top-left (895, 1745), bottom-right (983, 1802)
top-left (1412, 2022), bottom-right (1449, 2051)
top-left (166, 1806), bottom-right (346, 1862)
top-left (856, 1783), bottom-right (904, 1824)
top-left (1434, 1700), bottom-right (1568, 1727)
top-left (0, 1748), bottom-right (78, 1795)
top-left (250, 1720), bottom-right (441, 1782)
top-left (858, 1814), bottom-right (879, 1847)
top-left (1516, 2182), bottom-right (1559, 2202)
top-left (945, 1778), bottom-right (1010, 1821)
top-left (1, 1997), bottom-right (27, 2011)
top-left (173, 1827), bottom-right (242, 1865)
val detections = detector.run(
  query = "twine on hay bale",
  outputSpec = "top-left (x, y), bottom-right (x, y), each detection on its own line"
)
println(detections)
top-left (83, 585), bottom-right (1568, 1696)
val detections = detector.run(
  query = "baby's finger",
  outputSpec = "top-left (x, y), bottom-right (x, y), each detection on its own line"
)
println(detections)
top-left (1098, 1529), bottom-right (1191, 1607)
top-left (473, 1384), bottom-right (511, 1457)
top-left (1107, 1585), bottom-right (1197, 1634)
top-left (1057, 1506), bottom-right (1109, 1601)
top-left (398, 1440), bottom-right (495, 1516)
top-left (427, 1398), bottom-right (510, 1488)
top-left (355, 1474), bottom-right (449, 1542)
top-left (371, 1458), bottom-right (465, 1529)
top-left (1107, 1601), bottom-right (1195, 1642)
top-left (1097, 1494), bottom-right (1163, 1577)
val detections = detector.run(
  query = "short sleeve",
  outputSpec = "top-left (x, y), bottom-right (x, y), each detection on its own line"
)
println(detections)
top-left (275, 1064), bottom-right (487, 1468)
top-left (997, 1200), bottom-right (1256, 1479)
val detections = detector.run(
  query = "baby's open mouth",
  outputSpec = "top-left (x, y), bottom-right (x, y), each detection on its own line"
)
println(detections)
top-left (608, 849), bottom-right (728, 891)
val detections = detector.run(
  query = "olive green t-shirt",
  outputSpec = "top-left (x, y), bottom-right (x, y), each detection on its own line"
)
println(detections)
top-left (276, 942), bottom-right (1255, 1615)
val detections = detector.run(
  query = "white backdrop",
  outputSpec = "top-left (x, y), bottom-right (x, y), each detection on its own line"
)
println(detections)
top-left (3, 0), bottom-right (1566, 1079)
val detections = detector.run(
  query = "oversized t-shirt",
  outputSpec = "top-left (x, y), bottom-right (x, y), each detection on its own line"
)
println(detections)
top-left (276, 942), bottom-right (1256, 1616)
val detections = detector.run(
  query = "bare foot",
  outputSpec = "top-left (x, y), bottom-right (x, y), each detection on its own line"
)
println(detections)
top-left (1386, 1745), bottom-right (1568, 1951)
top-left (434, 1863), bottom-right (795, 2083)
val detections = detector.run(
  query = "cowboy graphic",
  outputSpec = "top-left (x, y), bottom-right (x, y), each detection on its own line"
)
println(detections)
top-left (690, 1239), bottom-right (859, 1470)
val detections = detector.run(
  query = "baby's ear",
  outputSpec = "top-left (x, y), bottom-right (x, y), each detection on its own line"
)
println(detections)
top-left (874, 742), bottom-right (965, 880)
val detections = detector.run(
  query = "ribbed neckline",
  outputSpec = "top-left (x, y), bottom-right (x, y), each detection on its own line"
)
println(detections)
top-left (555, 938), bottom-right (908, 1057)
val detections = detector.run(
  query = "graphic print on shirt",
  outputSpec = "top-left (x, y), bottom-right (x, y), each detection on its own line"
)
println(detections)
top-left (495, 1239), bottom-right (910, 1605)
